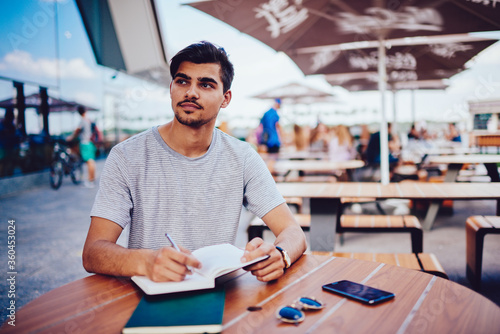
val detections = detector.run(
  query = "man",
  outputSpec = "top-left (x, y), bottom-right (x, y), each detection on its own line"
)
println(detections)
top-left (68, 106), bottom-right (96, 188)
top-left (260, 98), bottom-right (282, 153)
top-left (83, 41), bottom-right (306, 283)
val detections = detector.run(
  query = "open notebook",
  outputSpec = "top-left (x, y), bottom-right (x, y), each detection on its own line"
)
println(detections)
top-left (132, 243), bottom-right (269, 295)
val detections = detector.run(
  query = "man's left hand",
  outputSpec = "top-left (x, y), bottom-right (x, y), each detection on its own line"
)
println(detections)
top-left (241, 237), bottom-right (285, 282)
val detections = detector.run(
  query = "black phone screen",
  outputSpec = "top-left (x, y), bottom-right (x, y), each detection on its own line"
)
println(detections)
top-left (322, 280), bottom-right (395, 305)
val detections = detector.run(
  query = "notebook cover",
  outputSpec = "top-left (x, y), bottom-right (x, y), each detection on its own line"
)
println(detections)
top-left (123, 287), bottom-right (225, 333)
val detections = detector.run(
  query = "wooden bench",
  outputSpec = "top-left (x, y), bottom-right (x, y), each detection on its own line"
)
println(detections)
top-left (311, 252), bottom-right (448, 279)
top-left (466, 215), bottom-right (500, 289)
top-left (248, 213), bottom-right (423, 254)
top-left (338, 215), bottom-right (423, 254)
top-left (284, 197), bottom-right (303, 213)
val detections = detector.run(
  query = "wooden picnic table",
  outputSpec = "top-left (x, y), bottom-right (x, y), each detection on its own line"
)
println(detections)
top-left (426, 154), bottom-right (500, 182)
top-left (277, 182), bottom-right (500, 250)
top-left (3, 254), bottom-right (499, 333)
top-left (273, 160), bottom-right (365, 181)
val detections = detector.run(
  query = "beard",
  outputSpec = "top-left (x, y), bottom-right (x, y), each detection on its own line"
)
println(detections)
top-left (174, 110), bottom-right (218, 128)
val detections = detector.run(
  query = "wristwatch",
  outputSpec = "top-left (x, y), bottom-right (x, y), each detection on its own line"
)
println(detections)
top-left (275, 246), bottom-right (291, 269)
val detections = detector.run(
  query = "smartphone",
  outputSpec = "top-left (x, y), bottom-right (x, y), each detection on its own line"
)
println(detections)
top-left (322, 280), bottom-right (395, 305)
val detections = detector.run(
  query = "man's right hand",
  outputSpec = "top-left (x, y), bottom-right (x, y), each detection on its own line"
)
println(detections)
top-left (145, 246), bottom-right (202, 282)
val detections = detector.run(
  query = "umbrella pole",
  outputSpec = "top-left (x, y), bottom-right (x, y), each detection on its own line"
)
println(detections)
top-left (378, 38), bottom-right (390, 185)
top-left (392, 89), bottom-right (398, 135)
top-left (411, 90), bottom-right (416, 123)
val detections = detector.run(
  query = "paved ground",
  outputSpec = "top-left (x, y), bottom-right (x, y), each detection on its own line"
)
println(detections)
top-left (0, 159), bottom-right (499, 324)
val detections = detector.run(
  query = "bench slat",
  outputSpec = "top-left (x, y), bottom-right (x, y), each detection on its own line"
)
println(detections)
top-left (351, 253), bottom-right (376, 262)
top-left (341, 197), bottom-right (377, 203)
top-left (393, 254), bottom-right (421, 270)
top-left (484, 216), bottom-right (500, 229)
top-left (466, 215), bottom-right (500, 289)
top-left (417, 253), bottom-right (448, 279)
top-left (403, 215), bottom-right (422, 228)
top-left (468, 216), bottom-right (493, 230)
top-left (374, 253), bottom-right (399, 266)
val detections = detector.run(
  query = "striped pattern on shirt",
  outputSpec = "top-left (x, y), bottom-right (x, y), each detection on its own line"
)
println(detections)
top-left (90, 126), bottom-right (284, 251)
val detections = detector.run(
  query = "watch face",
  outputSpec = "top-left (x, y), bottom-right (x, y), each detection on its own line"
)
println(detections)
top-left (277, 246), bottom-right (291, 269)
top-left (284, 252), bottom-right (291, 268)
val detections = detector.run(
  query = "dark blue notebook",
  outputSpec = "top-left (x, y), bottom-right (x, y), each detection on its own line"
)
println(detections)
top-left (122, 287), bottom-right (225, 333)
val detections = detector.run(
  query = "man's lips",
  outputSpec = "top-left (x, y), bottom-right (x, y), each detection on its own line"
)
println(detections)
top-left (178, 101), bottom-right (202, 110)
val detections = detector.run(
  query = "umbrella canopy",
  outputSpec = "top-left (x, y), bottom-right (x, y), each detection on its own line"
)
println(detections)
top-left (0, 93), bottom-right (97, 113)
top-left (188, 0), bottom-right (500, 184)
top-left (327, 73), bottom-right (449, 92)
top-left (326, 72), bottom-right (450, 126)
top-left (188, 1), bottom-right (500, 52)
top-left (291, 39), bottom-right (496, 78)
top-left (252, 82), bottom-right (337, 104)
top-left (252, 82), bottom-right (339, 126)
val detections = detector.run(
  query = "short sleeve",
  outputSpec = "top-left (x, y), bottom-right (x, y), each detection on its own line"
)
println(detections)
top-left (90, 147), bottom-right (133, 228)
top-left (242, 149), bottom-right (285, 218)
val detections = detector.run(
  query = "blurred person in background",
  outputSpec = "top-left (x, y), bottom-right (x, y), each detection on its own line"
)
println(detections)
top-left (293, 124), bottom-right (309, 152)
top-left (328, 125), bottom-right (356, 162)
top-left (67, 106), bottom-right (96, 188)
top-left (446, 123), bottom-right (461, 143)
top-left (407, 123), bottom-right (420, 140)
top-left (0, 108), bottom-right (21, 176)
top-left (259, 98), bottom-right (282, 154)
top-left (366, 122), bottom-right (401, 166)
top-left (309, 122), bottom-right (329, 152)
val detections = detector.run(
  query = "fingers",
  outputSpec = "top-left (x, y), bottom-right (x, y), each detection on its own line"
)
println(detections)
top-left (178, 245), bottom-right (203, 269)
top-left (241, 237), bottom-right (266, 262)
top-left (251, 260), bottom-right (284, 282)
top-left (243, 239), bottom-right (286, 282)
top-left (148, 247), bottom-right (201, 282)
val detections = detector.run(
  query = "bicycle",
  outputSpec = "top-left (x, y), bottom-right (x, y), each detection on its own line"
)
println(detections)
top-left (49, 140), bottom-right (83, 189)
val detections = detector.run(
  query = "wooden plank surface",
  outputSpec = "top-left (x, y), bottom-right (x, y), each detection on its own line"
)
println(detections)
top-left (406, 276), bottom-right (500, 333)
top-left (273, 160), bottom-right (365, 172)
top-left (277, 182), bottom-right (500, 200)
top-left (428, 154), bottom-right (500, 164)
top-left (3, 255), bottom-right (500, 334)
top-left (485, 216), bottom-right (500, 229)
top-left (1, 275), bottom-right (140, 334)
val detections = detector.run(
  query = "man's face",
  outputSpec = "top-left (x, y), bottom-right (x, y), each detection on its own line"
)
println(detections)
top-left (170, 61), bottom-right (231, 128)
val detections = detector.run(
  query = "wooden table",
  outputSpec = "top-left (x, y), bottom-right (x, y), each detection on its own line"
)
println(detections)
top-left (277, 182), bottom-right (500, 249)
top-left (424, 155), bottom-right (500, 229)
top-left (3, 255), bottom-right (499, 333)
top-left (273, 160), bottom-right (365, 181)
top-left (421, 147), bottom-right (480, 156)
top-left (426, 154), bottom-right (500, 182)
top-left (261, 151), bottom-right (329, 161)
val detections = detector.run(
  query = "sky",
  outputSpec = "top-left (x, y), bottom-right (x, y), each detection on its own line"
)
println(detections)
top-left (1, 0), bottom-right (500, 135)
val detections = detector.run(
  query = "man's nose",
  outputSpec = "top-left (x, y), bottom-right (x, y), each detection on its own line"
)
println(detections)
top-left (185, 84), bottom-right (199, 99)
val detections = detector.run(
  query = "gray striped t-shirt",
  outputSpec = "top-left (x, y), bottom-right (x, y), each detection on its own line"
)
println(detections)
top-left (90, 126), bottom-right (284, 251)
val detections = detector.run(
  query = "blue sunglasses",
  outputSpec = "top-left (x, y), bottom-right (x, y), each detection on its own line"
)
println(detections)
top-left (276, 297), bottom-right (324, 324)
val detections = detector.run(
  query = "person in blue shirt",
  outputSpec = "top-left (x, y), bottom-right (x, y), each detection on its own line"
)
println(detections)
top-left (446, 123), bottom-right (461, 143)
top-left (259, 99), bottom-right (282, 153)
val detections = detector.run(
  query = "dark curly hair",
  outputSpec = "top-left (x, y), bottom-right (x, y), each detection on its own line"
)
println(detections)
top-left (169, 41), bottom-right (234, 93)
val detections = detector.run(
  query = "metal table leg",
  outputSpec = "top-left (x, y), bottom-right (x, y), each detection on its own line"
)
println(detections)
top-left (309, 198), bottom-right (340, 251)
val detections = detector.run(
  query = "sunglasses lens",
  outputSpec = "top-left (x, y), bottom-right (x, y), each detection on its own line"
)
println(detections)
top-left (299, 297), bottom-right (323, 310)
top-left (278, 306), bottom-right (304, 323)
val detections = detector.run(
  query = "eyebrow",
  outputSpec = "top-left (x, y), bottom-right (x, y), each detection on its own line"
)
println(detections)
top-left (174, 72), bottom-right (219, 86)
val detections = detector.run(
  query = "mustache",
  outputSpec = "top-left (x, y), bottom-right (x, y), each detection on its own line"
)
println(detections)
top-left (177, 99), bottom-right (202, 109)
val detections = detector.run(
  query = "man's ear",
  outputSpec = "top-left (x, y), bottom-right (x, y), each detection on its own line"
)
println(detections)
top-left (221, 90), bottom-right (232, 108)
